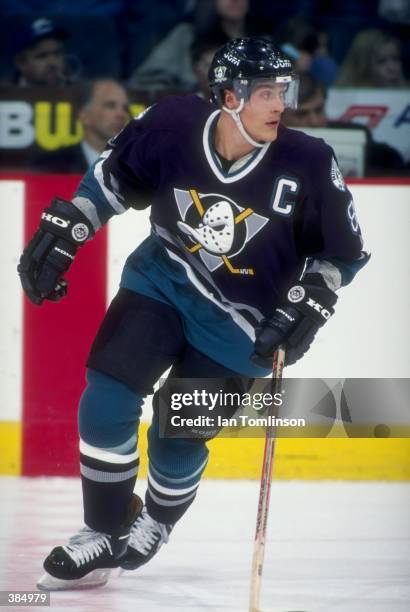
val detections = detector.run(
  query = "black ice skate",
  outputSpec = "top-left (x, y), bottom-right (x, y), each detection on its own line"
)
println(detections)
top-left (37, 494), bottom-right (143, 590)
top-left (120, 506), bottom-right (173, 570)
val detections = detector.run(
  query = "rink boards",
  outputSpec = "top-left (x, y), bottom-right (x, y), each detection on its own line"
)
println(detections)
top-left (0, 175), bottom-right (409, 479)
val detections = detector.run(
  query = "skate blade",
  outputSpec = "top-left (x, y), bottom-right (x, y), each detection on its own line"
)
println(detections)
top-left (37, 568), bottom-right (112, 591)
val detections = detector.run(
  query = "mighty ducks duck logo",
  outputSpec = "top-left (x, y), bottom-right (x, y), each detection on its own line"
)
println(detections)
top-left (174, 188), bottom-right (268, 275)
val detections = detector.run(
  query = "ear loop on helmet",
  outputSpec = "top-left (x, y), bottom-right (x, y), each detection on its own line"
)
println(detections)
top-left (222, 98), bottom-right (266, 149)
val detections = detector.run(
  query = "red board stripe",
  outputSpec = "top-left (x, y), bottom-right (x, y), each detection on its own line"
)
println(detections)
top-left (346, 178), bottom-right (410, 185)
top-left (21, 175), bottom-right (107, 476)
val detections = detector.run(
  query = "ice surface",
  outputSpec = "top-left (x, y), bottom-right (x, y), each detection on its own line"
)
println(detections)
top-left (0, 478), bottom-right (409, 611)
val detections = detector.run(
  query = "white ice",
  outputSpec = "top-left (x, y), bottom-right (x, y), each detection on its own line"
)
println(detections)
top-left (0, 478), bottom-right (409, 611)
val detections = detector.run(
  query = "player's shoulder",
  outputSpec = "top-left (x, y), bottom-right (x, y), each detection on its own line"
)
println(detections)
top-left (278, 124), bottom-right (333, 160)
top-left (132, 94), bottom-right (214, 133)
top-left (107, 95), bottom-right (213, 153)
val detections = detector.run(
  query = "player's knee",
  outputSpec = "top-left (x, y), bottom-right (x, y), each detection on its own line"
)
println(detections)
top-left (78, 368), bottom-right (143, 449)
top-left (148, 422), bottom-right (209, 476)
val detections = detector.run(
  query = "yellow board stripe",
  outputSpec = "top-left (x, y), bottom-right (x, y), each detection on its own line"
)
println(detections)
top-left (205, 436), bottom-right (410, 481)
top-left (1, 422), bottom-right (409, 480)
top-left (0, 422), bottom-right (21, 475)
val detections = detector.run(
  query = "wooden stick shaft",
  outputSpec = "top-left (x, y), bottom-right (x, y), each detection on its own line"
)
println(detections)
top-left (249, 346), bottom-right (285, 612)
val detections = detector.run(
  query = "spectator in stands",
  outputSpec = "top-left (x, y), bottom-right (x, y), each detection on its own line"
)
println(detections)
top-left (190, 33), bottom-right (229, 99)
top-left (283, 72), bottom-right (407, 176)
top-left (282, 73), bottom-right (328, 128)
top-left (127, 0), bottom-right (253, 91)
top-left (33, 79), bottom-right (130, 173)
top-left (13, 18), bottom-right (72, 87)
top-left (335, 28), bottom-right (407, 88)
top-left (378, 0), bottom-right (410, 25)
top-left (279, 16), bottom-right (339, 87)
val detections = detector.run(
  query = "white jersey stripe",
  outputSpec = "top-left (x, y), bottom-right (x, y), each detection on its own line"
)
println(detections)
top-left (165, 248), bottom-right (256, 341)
top-left (93, 150), bottom-right (127, 215)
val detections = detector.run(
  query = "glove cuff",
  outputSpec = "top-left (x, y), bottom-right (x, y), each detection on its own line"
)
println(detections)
top-left (286, 279), bottom-right (338, 326)
top-left (40, 198), bottom-right (95, 246)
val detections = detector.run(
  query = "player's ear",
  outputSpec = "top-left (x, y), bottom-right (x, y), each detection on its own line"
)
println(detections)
top-left (223, 89), bottom-right (240, 110)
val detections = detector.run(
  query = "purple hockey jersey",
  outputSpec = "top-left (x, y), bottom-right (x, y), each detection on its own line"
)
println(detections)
top-left (74, 95), bottom-right (367, 375)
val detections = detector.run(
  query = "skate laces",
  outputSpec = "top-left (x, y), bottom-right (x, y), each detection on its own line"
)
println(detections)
top-left (63, 527), bottom-right (112, 567)
top-left (128, 507), bottom-right (170, 555)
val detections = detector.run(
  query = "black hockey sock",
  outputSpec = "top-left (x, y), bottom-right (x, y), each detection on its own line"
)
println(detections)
top-left (80, 451), bottom-right (139, 534)
top-left (145, 486), bottom-right (198, 525)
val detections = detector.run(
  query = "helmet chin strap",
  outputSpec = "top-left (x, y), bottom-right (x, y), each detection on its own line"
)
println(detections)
top-left (222, 98), bottom-right (266, 148)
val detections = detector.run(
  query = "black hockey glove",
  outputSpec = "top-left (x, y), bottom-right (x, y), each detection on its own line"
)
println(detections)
top-left (18, 198), bottom-right (94, 305)
top-left (251, 275), bottom-right (338, 367)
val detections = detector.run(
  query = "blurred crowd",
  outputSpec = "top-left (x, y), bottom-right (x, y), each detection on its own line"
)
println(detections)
top-left (0, 0), bottom-right (409, 176)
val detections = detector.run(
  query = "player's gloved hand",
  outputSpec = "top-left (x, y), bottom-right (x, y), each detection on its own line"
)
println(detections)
top-left (251, 275), bottom-right (338, 367)
top-left (18, 198), bottom-right (94, 305)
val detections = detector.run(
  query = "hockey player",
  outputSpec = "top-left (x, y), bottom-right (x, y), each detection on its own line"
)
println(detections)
top-left (18, 38), bottom-right (368, 590)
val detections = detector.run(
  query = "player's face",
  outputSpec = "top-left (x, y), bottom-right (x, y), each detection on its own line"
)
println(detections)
top-left (15, 38), bottom-right (65, 86)
top-left (240, 83), bottom-right (286, 142)
top-left (81, 81), bottom-right (130, 141)
top-left (283, 90), bottom-right (327, 128)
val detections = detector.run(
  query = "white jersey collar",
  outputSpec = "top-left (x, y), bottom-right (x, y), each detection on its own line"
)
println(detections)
top-left (202, 110), bottom-right (270, 184)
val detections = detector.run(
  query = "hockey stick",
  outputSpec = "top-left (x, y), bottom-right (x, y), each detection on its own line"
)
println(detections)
top-left (249, 345), bottom-right (286, 612)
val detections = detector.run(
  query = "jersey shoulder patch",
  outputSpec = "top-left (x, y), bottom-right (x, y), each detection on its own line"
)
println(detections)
top-left (330, 156), bottom-right (346, 191)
